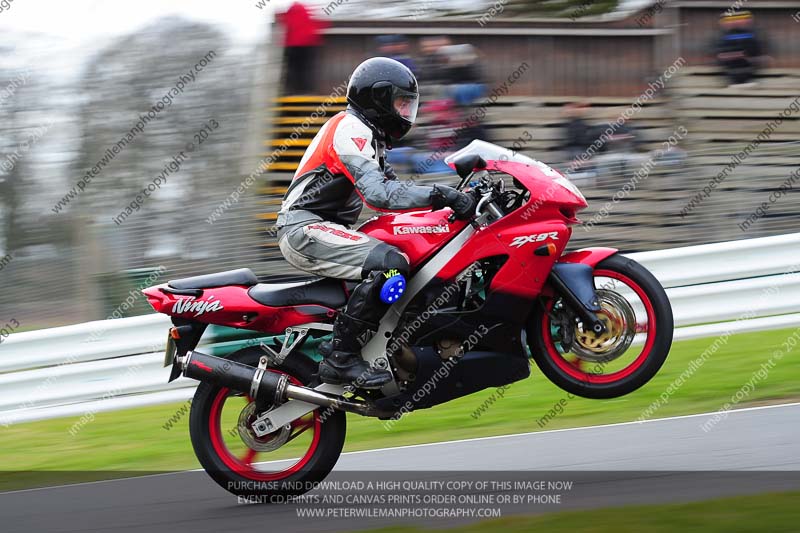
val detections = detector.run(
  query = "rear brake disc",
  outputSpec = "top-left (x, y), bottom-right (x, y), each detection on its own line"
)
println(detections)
top-left (237, 401), bottom-right (291, 452)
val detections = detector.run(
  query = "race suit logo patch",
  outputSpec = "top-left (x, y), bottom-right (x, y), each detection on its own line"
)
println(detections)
top-left (172, 295), bottom-right (224, 316)
top-left (351, 137), bottom-right (367, 151)
top-left (306, 224), bottom-right (364, 242)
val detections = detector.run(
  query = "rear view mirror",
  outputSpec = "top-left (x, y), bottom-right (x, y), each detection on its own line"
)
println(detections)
top-left (453, 154), bottom-right (487, 180)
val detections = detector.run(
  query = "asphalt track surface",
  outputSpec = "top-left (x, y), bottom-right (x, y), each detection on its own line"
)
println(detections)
top-left (2, 403), bottom-right (799, 533)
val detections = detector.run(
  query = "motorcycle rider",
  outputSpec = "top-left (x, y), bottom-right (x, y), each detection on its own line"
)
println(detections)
top-left (276, 57), bottom-right (476, 389)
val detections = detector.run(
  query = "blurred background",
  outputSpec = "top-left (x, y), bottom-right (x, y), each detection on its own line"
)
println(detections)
top-left (0, 0), bottom-right (799, 330)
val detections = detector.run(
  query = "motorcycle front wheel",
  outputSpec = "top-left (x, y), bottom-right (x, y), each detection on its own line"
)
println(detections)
top-left (189, 347), bottom-right (346, 500)
top-left (528, 254), bottom-right (673, 399)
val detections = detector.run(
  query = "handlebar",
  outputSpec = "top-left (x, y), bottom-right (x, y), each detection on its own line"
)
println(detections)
top-left (447, 188), bottom-right (500, 225)
top-left (443, 170), bottom-right (505, 224)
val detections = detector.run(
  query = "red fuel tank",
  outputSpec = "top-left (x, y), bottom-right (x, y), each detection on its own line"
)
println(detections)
top-left (358, 210), bottom-right (468, 267)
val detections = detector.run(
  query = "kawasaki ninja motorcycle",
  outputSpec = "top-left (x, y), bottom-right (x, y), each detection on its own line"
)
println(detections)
top-left (143, 140), bottom-right (673, 498)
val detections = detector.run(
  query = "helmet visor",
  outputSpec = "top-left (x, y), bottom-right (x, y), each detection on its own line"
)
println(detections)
top-left (392, 88), bottom-right (419, 123)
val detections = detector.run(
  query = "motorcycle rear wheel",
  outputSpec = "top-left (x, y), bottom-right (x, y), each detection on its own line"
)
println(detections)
top-left (189, 347), bottom-right (346, 500)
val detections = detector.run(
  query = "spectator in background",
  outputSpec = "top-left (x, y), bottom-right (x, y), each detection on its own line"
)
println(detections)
top-left (418, 36), bottom-right (452, 85)
top-left (376, 35), bottom-right (418, 75)
top-left (715, 11), bottom-right (765, 87)
top-left (387, 42), bottom-right (490, 173)
top-left (439, 43), bottom-right (488, 148)
top-left (440, 44), bottom-right (484, 88)
top-left (562, 101), bottom-right (595, 164)
top-left (278, 2), bottom-right (328, 94)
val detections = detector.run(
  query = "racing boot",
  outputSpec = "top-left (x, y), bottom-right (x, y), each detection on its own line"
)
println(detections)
top-left (318, 312), bottom-right (392, 389)
top-left (318, 270), bottom-right (405, 389)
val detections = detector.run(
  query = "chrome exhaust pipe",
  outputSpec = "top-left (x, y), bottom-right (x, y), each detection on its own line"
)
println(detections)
top-left (283, 383), bottom-right (393, 417)
top-left (179, 351), bottom-right (392, 417)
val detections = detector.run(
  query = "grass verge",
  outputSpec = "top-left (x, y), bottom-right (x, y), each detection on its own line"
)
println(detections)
top-left (361, 490), bottom-right (800, 533)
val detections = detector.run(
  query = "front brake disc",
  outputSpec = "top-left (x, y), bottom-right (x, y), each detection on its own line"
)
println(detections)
top-left (571, 290), bottom-right (636, 364)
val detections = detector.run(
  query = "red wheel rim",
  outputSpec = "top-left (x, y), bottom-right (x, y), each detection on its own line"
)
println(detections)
top-left (541, 269), bottom-right (657, 384)
top-left (207, 370), bottom-right (321, 481)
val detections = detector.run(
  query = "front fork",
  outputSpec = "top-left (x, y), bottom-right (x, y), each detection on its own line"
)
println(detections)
top-left (548, 262), bottom-right (606, 335)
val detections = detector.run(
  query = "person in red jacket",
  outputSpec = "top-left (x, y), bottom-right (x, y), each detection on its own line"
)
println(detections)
top-left (278, 2), bottom-right (328, 94)
top-left (276, 57), bottom-right (475, 388)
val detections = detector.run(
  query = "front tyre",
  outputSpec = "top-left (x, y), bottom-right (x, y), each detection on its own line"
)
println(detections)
top-left (189, 347), bottom-right (346, 499)
top-left (529, 254), bottom-right (673, 399)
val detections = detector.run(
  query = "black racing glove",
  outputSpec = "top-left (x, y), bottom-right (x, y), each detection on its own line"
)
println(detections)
top-left (430, 185), bottom-right (477, 220)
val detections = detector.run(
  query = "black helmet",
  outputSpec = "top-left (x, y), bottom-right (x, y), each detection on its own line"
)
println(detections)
top-left (347, 57), bottom-right (419, 140)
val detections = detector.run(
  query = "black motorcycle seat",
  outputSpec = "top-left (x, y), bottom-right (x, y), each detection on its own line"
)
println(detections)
top-left (168, 268), bottom-right (259, 290)
top-left (248, 277), bottom-right (348, 309)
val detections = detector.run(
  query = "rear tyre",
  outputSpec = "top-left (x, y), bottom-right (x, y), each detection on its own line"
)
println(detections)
top-left (529, 254), bottom-right (673, 399)
top-left (189, 347), bottom-right (346, 500)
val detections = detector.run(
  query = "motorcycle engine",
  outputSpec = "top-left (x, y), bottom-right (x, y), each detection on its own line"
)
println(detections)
top-left (393, 338), bottom-right (464, 382)
top-left (389, 260), bottom-right (503, 383)
top-left (436, 338), bottom-right (465, 359)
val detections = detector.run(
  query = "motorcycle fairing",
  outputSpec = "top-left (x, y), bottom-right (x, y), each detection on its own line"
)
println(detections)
top-left (142, 284), bottom-right (337, 334)
top-left (374, 346), bottom-right (530, 412)
top-left (358, 210), bottom-right (469, 266)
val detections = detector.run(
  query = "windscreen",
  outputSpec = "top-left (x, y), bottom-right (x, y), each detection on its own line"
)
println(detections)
top-left (444, 140), bottom-right (538, 166)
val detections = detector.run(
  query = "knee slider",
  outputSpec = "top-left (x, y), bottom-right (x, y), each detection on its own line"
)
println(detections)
top-left (379, 270), bottom-right (406, 304)
top-left (378, 250), bottom-right (409, 304)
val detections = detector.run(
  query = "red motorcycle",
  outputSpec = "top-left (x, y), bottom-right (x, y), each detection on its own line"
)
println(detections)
top-left (143, 140), bottom-right (673, 499)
